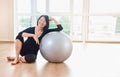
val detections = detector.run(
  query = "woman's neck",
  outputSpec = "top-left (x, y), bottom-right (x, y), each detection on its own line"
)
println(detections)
top-left (36, 26), bottom-right (43, 31)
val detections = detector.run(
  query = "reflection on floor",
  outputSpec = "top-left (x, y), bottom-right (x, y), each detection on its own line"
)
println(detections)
top-left (0, 43), bottom-right (120, 77)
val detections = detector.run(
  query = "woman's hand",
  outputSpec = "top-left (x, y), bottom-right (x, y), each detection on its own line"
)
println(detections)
top-left (33, 35), bottom-right (40, 45)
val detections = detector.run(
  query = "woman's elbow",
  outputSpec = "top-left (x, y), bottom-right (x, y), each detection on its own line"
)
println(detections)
top-left (58, 24), bottom-right (63, 31)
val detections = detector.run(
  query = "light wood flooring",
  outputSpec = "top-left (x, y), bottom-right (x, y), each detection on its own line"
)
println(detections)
top-left (0, 42), bottom-right (120, 77)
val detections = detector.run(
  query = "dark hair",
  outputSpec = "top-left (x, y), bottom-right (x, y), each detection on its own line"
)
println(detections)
top-left (25, 54), bottom-right (36, 63)
top-left (37, 15), bottom-right (49, 31)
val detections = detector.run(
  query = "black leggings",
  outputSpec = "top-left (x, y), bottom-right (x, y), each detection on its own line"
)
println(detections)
top-left (16, 34), bottom-right (39, 56)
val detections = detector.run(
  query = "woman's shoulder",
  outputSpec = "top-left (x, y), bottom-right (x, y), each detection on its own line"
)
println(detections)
top-left (29, 26), bottom-right (35, 29)
top-left (26, 26), bottom-right (35, 30)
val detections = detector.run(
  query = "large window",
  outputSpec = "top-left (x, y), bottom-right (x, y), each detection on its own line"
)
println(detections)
top-left (17, 0), bottom-right (31, 14)
top-left (49, 0), bottom-right (70, 13)
top-left (90, 0), bottom-right (120, 14)
top-left (15, 0), bottom-right (83, 41)
top-left (37, 0), bottom-right (46, 13)
top-left (89, 0), bottom-right (120, 42)
top-left (89, 16), bottom-right (120, 41)
top-left (15, 0), bottom-right (120, 42)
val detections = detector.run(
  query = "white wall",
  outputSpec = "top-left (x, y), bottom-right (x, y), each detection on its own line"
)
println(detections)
top-left (0, 0), bottom-right (14, 41)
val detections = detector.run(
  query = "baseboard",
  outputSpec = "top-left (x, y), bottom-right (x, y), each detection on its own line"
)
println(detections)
top-left (0, 41), bottom-right (14, 43)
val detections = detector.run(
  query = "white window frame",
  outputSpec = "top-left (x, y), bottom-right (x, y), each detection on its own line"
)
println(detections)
top-left (15, 0), bottom-right (120, 43)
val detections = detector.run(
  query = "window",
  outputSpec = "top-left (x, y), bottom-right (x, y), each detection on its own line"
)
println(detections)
top-left (90, 0), bottom-right (120, 14)
top-left (15, 0), bottom-right (120, 42)
top-left (15, 0), bottom-right (83, 41)
top-left (73, 0), bottom-right (83, 14)
top-left (17, 0), bottom-right (31, 14)
top-left (18, 16), bottom-right (32, 30)
top-left (89, 0), bottom-right (120, 42)
top-left (49, 0), bottom-right (70, 13)
top-left (37, 0), bottom-right (46, 13)
top-left (88, 16), bottom-right (120, 41)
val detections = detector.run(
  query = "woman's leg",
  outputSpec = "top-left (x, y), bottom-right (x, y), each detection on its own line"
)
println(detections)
top-left (11, 39), bottom-right (22, 65)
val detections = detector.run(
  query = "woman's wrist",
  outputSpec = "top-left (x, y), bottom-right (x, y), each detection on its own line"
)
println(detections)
top-left (22, 32), bottom-right (35, 37)
top-left (33, 34), bottom-right (37, 38)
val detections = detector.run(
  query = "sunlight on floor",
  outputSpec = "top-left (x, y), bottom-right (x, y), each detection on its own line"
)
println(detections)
top-left (0, 43), bottom-right (120, 77)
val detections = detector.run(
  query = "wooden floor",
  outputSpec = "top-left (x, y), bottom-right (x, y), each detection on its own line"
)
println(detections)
top-left (0, 42), bottom-right (120, 77)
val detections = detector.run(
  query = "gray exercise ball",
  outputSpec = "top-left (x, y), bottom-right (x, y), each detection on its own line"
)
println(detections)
top-left (40, 31), bottom-right (72, 63)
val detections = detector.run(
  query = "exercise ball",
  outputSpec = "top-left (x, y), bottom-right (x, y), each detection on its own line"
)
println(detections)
top-left (40, 31), bottom-right (72, 63)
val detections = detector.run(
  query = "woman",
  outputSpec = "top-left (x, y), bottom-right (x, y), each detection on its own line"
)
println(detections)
top-left (7, 15), bottom-right (63, 65)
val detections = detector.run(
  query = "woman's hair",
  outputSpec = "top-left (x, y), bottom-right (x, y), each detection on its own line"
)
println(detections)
top-left (37, 15), bottom-right (49, 31)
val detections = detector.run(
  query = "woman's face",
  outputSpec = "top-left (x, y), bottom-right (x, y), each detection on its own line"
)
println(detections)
top-left (38, 16), bottom-right (47, 28)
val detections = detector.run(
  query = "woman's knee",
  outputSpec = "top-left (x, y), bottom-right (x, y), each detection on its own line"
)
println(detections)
top-left (24, 54), bottom-right (37, 63)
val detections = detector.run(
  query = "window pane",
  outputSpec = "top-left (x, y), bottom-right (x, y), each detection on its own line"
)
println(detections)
top-left (17, 0), bottom-right (31, 13)
top-left (90, 0), bottom-right (120, 13)
top-left (37, 0), bottom-right (46, 13)
top-left (17, 16), bottom-right (32, 33)
top-left (72, 16), bottom-right (82, 41)
top-left (49, 0), bottom-right (70, 13)
top-left (73, 0), bottom-right (83, 14)
top-left (88, 16), bottom-right (120, 41)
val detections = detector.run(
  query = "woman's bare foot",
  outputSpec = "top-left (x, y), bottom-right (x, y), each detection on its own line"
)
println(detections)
top-left (11, 58), bottom-right (19, 65)
top-left (7, 56), bottom-right (15, 61)
top-left (20, 56), bottom-right (26, 63)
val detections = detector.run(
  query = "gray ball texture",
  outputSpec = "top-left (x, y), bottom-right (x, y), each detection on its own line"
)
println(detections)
top-left (40, 32), bottom-right (72, 63)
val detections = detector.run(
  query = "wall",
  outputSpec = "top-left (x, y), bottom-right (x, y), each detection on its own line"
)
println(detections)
top-left (0, 0), bottom-right (14, 41)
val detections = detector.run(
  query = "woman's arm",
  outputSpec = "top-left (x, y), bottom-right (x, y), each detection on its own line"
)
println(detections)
top-left (17, 27), bottom-right (39, 44)
top-left (17, 27), bottom-right (34, 37)
top-left (22, 32), bottom-right (34, 37)
top-left (48, 17), bottom-right (63, 32)
top-left (49, 18), bottom-right (60, 25)
top-left (22, 32), bottom-right (39, 44)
